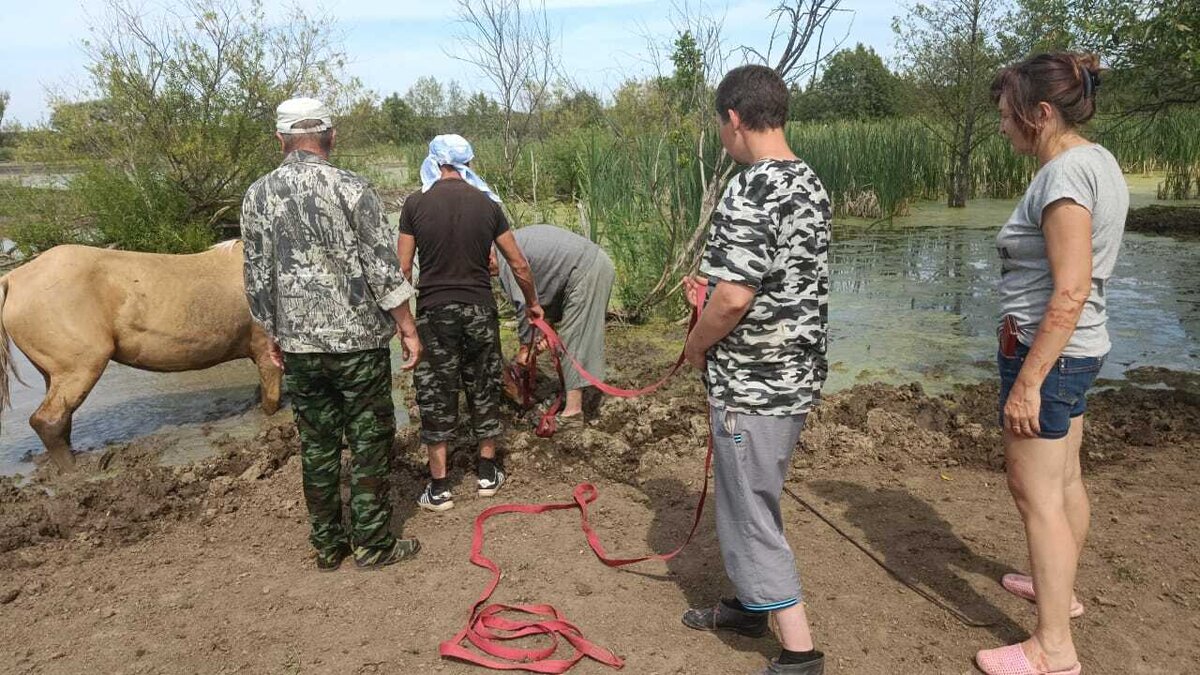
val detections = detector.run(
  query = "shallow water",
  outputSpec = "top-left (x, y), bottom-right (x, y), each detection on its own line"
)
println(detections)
top-left (0, 348), bottom-right (412, 475)
top-left (2, 178), bottom-right (1196, 473)
top-left (825, 199), bottom-right (1200, 393)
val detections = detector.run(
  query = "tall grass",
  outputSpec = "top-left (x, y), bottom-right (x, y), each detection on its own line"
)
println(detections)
top-left (1094, 110), bottom-right (1200, 199)
top-left (576, 132), bottom-right (719, 312)
top-left (786, 118), bottom-right (1037, 217)
top-left (380, 111), bottom-right (1200, 315)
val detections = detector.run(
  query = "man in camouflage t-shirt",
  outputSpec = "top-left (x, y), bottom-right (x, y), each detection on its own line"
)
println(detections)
top-left (241, 98), bottom-right (423, 571)
top-left (680, 67), bottom-right (831, 675)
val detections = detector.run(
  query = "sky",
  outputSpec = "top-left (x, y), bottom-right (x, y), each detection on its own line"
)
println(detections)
top-left (0, 0), bottom-right (903, 126)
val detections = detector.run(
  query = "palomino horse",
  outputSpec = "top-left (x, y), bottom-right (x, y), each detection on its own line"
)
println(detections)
top-left (0, 241), bottom-right (282, 471)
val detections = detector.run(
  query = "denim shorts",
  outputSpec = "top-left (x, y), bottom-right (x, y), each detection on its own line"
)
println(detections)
top-left (997, 341), bottom-right (1104, 440)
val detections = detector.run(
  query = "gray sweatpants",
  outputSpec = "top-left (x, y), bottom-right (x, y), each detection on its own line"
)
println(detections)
top-left (558, 251), bottom-right (615, 392)
top-left (710, 404), bottom-right (807, 611)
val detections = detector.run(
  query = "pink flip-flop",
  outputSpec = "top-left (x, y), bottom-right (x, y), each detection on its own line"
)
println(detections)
top-left (1002, 573), bottom-right (1085, 618)
top-left (975, 643), bottom-right (1082, 675)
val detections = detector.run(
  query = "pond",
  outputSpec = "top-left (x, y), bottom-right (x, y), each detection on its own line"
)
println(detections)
top-left (825, 197), bottom-right (1199, 392)
top-left (2, 178), bottom-right (1196, 473)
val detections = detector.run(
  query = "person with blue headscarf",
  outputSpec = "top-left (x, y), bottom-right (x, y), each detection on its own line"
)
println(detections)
top-left (418, 134), bottom-right (502, 203)
top-left (399, 134), bottom-right (543, 512)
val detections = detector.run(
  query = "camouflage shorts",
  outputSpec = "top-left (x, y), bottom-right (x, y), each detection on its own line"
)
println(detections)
top-left (413, 302), bottom-right (505, 444)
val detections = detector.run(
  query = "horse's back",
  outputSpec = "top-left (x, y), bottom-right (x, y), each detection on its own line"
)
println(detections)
top-left (3, 244), bottom-right (255, 372)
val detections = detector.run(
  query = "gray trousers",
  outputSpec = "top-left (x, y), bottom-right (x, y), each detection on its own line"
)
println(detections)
top-left (558, 251), bottom-right (615, 392)
top-left (710, 404), bottom-right (807, 611)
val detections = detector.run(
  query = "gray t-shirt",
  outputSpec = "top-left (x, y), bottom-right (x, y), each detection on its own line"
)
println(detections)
top-left (496, 224), bottom-right (599, 342)
top-left (996, 143), bottom-right (1128, 358)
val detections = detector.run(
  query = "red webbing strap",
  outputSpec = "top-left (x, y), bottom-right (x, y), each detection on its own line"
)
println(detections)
top-left (526, 287), bottom-right (704, 438)
top-left (440, 287), bottom-right (711, 672)
top-left (439, 436), bottom-right (714, 672)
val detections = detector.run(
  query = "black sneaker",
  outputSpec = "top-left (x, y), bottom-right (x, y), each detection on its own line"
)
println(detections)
top-left (315, 544), bottom-right (351, 572)
top-left (354, 538), bottom-right (421, 570)
top-left (477, 465), bottom-right (506, 497)
top-left (417, 482), bottom-right (454, 512)
top-left (760, 654), bottom-right (825, 674)
top-left (681, 599), bottom-right (770, 638)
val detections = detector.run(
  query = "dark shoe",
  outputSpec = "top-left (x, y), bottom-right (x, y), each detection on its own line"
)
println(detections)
top-left (477, 465), bottom-right (506, 497)
top-left (418, 482), bottom-right (454, 512)
top-left (759, 654), bottom-right (824, 674)
top-left (681, 599), bottom-right (770, 638)
top-left (354, 538), bottom-right (421, 569)
top-left (315, 544), bottom-right (351, 572)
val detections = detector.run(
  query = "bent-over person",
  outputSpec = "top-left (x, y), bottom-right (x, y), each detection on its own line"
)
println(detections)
top-left (490, 224), bottom-right (615, 427)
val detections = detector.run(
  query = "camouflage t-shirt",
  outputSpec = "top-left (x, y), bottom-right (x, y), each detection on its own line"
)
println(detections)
top-left (241, 150), bottom-right (414, 354)
top-left (699, 159), bottom-right (832, 416)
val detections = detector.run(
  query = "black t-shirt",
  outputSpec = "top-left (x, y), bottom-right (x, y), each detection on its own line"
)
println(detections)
top-left (399, 179), bottom-right (510, 311)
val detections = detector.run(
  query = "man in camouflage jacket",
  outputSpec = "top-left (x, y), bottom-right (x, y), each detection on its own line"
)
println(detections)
top-left (241, 97), bottom-right (423, 571)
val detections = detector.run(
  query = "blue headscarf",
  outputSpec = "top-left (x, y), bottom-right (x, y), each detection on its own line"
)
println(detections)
top-left (419, 134), bottom-right (501, 203)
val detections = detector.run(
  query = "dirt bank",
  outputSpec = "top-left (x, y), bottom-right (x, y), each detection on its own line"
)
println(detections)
top-left (1, 325), bottom-right (1198, 674)
top-left (1125, 205), bottom-right (1200, 239)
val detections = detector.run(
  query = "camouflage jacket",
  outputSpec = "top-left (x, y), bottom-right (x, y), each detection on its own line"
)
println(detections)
top-left (241, 150), bottom-right (414, 354)
top-left (700, 159), bottom-right (832, 416)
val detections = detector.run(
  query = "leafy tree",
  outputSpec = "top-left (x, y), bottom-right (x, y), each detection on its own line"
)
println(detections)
top-left (455, 0), bottom-right (558, 185)
top-left (796, 44), bottom-right (904, 120)
top-left (405, 76), bottom-right (446, 120)
top-left (44, 0), bottom-right (352, 251)
top-left (1015, 0), bottom-right (1199, 113)
top-left (461, 92), bottom-right (502, 139)
top-left (669, 31), bottom-right (706, 116)
top-left (607, 79), bottom-right (673, 136)
top-left (336, 94), bottom-right (392, 149)
top-left (382, 93), bottom-right (420, 143)
top-left (894, 0), bottom-right (1012, 206)
top-left (547, 89), bottom-right (604, 135)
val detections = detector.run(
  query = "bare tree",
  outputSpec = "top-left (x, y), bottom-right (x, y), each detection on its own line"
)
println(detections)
top-left (647, 1), bottom-right (845, 315)
top-left (585, 1), bottom-right (848, 320)
top-left (743, 0), bottom-right (852, 83)
top-left (453, 0), bottom-right (559, 185)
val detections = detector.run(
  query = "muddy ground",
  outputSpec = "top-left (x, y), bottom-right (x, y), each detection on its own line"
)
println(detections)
top-left (1125, 205), bottom-right (1200, 240)
top-left (1, 325), bottom-right (1198, 675)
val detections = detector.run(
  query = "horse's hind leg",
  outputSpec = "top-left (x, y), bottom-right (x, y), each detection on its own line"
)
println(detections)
top-left (29, 363), bottom-right (106, 472)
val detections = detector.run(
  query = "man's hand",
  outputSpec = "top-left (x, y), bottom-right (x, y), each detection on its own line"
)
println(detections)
top-left (399, 328), bottom-right (422, 371)
top-left (388, 303), bottom-right (422, 371)
top-left (516, 335), bottom-right (551, 367)
top-left (268, 339), bottom-right (285, 370)
top-left (1003, 380), bottom-right (1042, 438)
top-left (682, 275), bottom-right (707, 309)
top-left (526, 303), bottom-right (545, 323)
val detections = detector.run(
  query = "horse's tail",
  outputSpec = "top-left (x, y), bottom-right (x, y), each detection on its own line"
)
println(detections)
top-left (0, 276), bottom-right (11, 420)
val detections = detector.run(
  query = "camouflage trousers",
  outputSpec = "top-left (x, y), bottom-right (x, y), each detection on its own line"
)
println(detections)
top-left (283, 348), bottom-right (396, 559)
top-left (413, 302), bottom-right (504, 445)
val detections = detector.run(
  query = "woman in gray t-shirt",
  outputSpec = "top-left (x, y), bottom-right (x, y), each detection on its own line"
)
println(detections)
top-left (976, 53), bottom-right (1126, 675)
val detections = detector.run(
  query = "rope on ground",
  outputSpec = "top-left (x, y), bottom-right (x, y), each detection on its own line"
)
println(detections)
top-left (781, 485), bottom-right (997, 628)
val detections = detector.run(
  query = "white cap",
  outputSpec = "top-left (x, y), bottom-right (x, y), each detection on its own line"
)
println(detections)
top-left (276, 97), bottom-right (333, 134)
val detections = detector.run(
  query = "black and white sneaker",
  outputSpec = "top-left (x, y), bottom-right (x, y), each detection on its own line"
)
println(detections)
top-left (477, 466), bottom-right (506, 497)
top-left (417, 482), bottom-right (454, 512)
